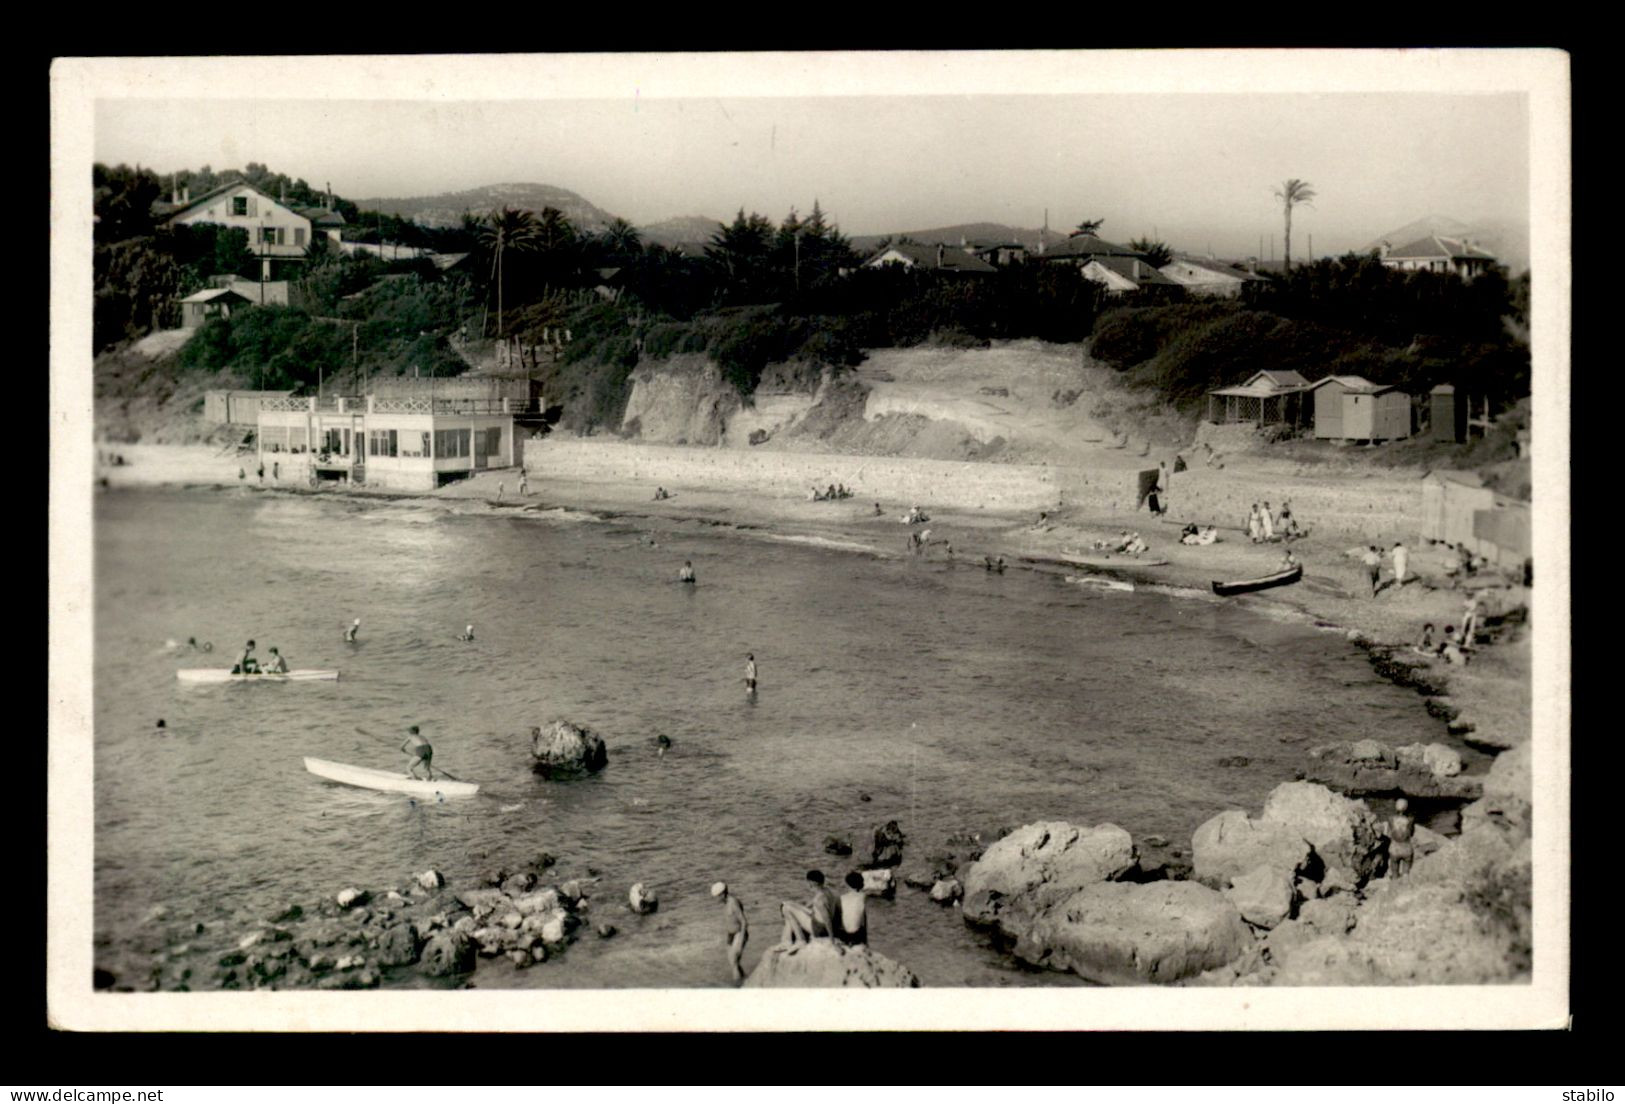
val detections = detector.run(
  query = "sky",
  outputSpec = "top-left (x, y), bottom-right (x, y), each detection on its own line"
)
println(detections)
top-left (83, 52), bottom-right (1539, 259)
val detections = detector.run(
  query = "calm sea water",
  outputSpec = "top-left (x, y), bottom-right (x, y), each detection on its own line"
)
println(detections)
top-left (91, 487), bottom-right (1468, 989)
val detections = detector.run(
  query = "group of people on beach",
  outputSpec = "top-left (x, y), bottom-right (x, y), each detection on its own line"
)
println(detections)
top-left (1246, 500), bottom-right (1300, 543)
top-left (1413, 593), bottom-right (1487, 666)
top-left (1357, 541), bottom-right (1411, 598)
top-left (708, 868), bottom-right (871, 984)
top-left (811, 484), bottom-right (855, 502)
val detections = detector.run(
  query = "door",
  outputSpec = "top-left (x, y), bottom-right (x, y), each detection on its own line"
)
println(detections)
top-left (473, 426), bottom-right (489, 469)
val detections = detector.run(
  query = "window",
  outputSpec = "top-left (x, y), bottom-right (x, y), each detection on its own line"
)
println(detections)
top-left (233, 196), bottom-right (248, 216)
top-left (261, 227), bottom-right (277, 244)
top-left (294, 227), bottom-right (306, 247)
top-left (367, 429), bottom-right (398, 458)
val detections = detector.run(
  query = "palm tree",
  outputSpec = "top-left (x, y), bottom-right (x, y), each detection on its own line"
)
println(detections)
top-left (476, 207), bottom-right (542, 338)
top-left (1274, 179), bottom-right (1316, 272)
top-left (602, 217), bottom-right (642, 260)
top-left (1071, 218), bottom-right (1105, 238)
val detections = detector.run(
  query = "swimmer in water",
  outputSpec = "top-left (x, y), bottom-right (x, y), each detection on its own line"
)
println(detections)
top-left (458, 625), bottom-right (475, 642)
top-left (344, 618), bottom-right (361, 642)
top-left (656, 734), bottom-right (672, 757)
top-left (679, 561), bottom-right (696, 584)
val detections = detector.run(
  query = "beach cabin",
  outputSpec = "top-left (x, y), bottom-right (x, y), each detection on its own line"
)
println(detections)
top-left (178, 287), bottom-right (252, 329)
top-left (204, 389), bottom-right (293, 427)
top-left (1420, 470), bottom-right (1531, 570)
top-left (1308, 375), bottom-right (1413, 441)
top-left (257, 394), bottom-right (519, 491)
top-left (1158, 256), bottom-right (1267, 298)
top-left (1205, 370), bottom-right (1311, 429)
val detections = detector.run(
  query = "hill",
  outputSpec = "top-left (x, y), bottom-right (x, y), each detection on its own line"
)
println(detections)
top-left (350, 183), bottom-right (621, 233)
top-left (1366, 214), bottom-right (1530, 275)
top-left (848, 223), bottom-right (1072, 255)
top-left (638, 215), bottom-right (724, 249)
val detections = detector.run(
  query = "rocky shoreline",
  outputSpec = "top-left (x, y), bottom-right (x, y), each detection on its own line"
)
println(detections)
top-left (91, 440), bottom-right (1536, 988)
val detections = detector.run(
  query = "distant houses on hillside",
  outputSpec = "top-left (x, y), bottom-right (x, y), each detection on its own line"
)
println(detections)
top-left (153, 180), bottom-right (347, 280)
top-left (1377, 234), bottom-right (1498, 280)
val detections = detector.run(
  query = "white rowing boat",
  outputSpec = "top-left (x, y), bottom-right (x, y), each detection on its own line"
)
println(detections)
top-left (177, 668), bottom-right (339, 683)
top-left (303, 757), bottom-right (480, 798)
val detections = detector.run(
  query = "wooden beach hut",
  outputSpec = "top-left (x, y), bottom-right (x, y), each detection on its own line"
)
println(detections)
top-left (1308, 375), bottom-right (1413, 441)
top-left (1205, 370), bottom-right (1312, 429)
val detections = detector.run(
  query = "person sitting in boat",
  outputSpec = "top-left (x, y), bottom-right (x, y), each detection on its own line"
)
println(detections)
top-left (262, 647), bottom-right (289, 675)
top-left (401, 725), bottom-right (434, 780)
top-left (679, 560), bottom-right (696, 583)
top-left (458, 625), bottom-right (475, 642)
top-left (1124, 533), bottom-right (1148, 556)
top-left (232, 640), bottom-right (259, 675)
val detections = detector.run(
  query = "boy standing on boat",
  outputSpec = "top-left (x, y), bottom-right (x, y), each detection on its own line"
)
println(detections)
top-left (401, 726), bottom-right (435, 780)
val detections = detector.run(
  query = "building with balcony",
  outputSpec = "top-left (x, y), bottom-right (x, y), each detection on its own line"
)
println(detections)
top-left (257, 394), bottom-right (529, 490)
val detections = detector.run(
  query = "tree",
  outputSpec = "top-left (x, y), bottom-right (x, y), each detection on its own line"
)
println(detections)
top-left (475, 207), bottom-right (543, 337)
top-left (602, 217), bottom-right (643, 261)
top-left (1273, 179), bottom-right (1316, 273)
top-left (1128, 238), bottom-right (1174, 268)
top-left (1071, 218), bottom-right (1105, 238)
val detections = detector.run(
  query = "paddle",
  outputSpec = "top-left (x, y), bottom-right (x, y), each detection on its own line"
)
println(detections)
top-left (354, 725), bottom-right (463, 782)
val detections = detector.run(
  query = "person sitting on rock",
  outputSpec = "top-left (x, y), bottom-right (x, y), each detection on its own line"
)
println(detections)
top-left (1414, 623), bottom-right (1436, 655)
top-left (780, 869), bottom-right (841, 945)
top-left (1388, 798), bottom-right (1415, 879)
top-left (837, 871), bottom-right (868, 947)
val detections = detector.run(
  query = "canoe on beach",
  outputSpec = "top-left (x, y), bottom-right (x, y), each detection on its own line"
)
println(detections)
top-left (177, 668), bottom-right (339, 683)
top-left (1022, 553), bottom-right (1169, 570)
top-left (1211, 564), bottom-right (1303, 597)
top-left (303, 757), bottom-right (480, 798)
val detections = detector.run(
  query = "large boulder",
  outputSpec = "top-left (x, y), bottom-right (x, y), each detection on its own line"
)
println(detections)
top-left (1260, 782), bottom-right (1385, 887)
top-left (1262, 879), bottom-right (1527, 985)
top-left (418, 930), bottom-right (474, 977)
top-left (1012, 881), bottom-right (1253, 985)
top-left (1190, 809), bottom-right (1314, 890)
top-left (1304, 743), bottom-right (1481, 800)
top-left (1460, 744), bottom-right (1532, 840)
top-left (1395, 742), bottom-right (1463, 779)
top-left (530, 720), bottom-right (609, 777)
top-left (373, 922), bottom-right (422, 967)
top-left (743, 940), bottom-right (920, 988)
top-left (961, 821), bottom-right (1137, 931)
top-left (1223, 866), bottom-right (1295, 929)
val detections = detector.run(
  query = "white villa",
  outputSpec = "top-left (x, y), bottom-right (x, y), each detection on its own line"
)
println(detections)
top-left (256, 394), bottom-right (522, 491)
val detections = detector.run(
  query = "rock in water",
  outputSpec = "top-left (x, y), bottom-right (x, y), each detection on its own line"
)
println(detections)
top-left (744, 940), bottom-right (920, 988)
top-left (859, 868), bottom-right (896, 898)
top-left (1260, 782), bottom-right (1385, 888)
top-left (929, 878), bottom-right (964, 904)
top-left (373, 922), bottom-right (422, 967)
top-left (961, 821), bottom-right (1137, 931)
top-left (823, 835), bottom-right (853, 856)
top-left (628, 882), bottom-right (659, 915)
top-left (336, 888), bottom-right (369, 910)
top-left (1012, 881), bottom-right (1253, 985)
top-left (418, 931), bottom-right (474, 977)
top-left (1191, 809), bottom-right (1314, 891)
top-left (530, 720), bottom-right (609, 777)
top-left (415, 870), bottom-right (445, 891)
